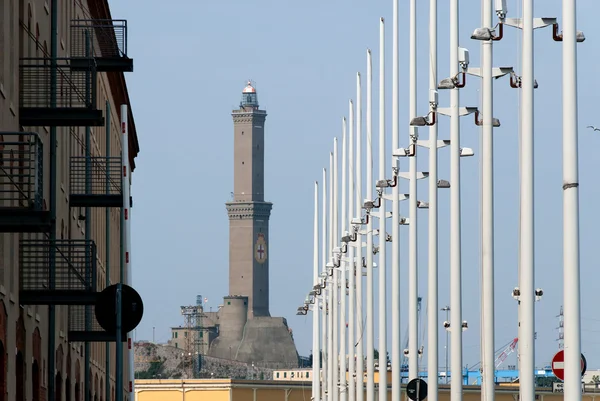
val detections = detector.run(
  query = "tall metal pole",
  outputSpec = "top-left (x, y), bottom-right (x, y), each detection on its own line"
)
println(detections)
top-left (117, 105), bottom-right (131, 401)
top-left (391, 1), bottom-right (401, 399)
top-left (562, 2), bottom-right (582, 401)
top-left (323, 168), bottom-right (329, 401)
top-left (124, 106), bottom-right (135, 401)
top-left (408, 0), bottom-right (419, 381)
top-left (355, 72), bottom-right (365, 401)
top-left (441, 306), bottom-right (450, 384)
top-left (340, 119), bottom-right (348, 401)
top-left (333, 139), bottom-right (340, 401)
top-left (519, 0), bottom-right (535, 398)
top-left (449, 0), bottom-right (463, 399)
top-left (314, 181), bottom-right (321, 401)
top-left (365, 48), bottom-right (375, 401)
top-left (480, 1), bottom-right (495, 401)
top-left (348, 100), bottom-right (357, 401)
top-left (377, 17), bottom-right (388, 401)
top-left (427, 0), bottom-right (439, 397)
top-left (329, 153), bottom-right (335, 401)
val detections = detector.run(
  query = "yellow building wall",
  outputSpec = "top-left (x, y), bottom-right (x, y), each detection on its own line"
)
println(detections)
top-left (232, 386), bottom-right (313, 401)
top-left (136, 388), bottom-right (230, 401)
top-left (134, 379), bottom-right (600, 401)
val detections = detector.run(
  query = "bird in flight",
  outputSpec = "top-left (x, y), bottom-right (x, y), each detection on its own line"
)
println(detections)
top-left (587, 125), bottom-right (600, 131)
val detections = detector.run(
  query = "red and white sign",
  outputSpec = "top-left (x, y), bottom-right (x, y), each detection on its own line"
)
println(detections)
top-left (551, 350), bottom-right (586, 381)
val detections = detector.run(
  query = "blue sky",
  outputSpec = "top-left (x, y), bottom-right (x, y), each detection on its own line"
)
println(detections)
top-left (108, 0), bottom-right (600, 370)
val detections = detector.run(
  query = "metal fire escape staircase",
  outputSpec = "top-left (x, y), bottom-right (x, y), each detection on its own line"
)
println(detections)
top-left (9, 17), bottom-right (134, 343)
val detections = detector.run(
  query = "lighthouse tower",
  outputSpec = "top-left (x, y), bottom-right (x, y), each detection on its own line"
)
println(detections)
top-left (207, 81), bottom-right (298, 368)
top-left (226, 81), bottom-right (272, 318)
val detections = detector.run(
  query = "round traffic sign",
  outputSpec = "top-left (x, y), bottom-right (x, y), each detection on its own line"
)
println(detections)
top-left (95, 284), bottom-right (144, 334)
top-left (406, 378), bottom-right (428, 401)
top-left (551, 350), bottom-right (586, 381)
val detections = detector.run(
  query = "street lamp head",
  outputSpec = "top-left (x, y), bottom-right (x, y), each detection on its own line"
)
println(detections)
top-left (410, 112), bottom-right (436, 127)
top-left (351, 217), bottom-right (364, 226)
top-left (410, 116), bottom-right (429, 126)
top-left (576, 31), bottom-right (586, 42)
top-left (492, 118), bottom-right (501, 127)
top-left (471, 27), bottom-right (493, 41)
top-left (363, 199), bottom-right (375, 210)
top-left (438, 77), bottom-right (456, 90)
top-left (459, 147), bottom-right (475, 157)
top-left (437, 179), bottom-right (451, 189)
top-left (465, 106), bottom-right (479, 115)
top-left (392, 148), bottom-right (408, 157)
top-left (376, 179), bottom-right (388, 188)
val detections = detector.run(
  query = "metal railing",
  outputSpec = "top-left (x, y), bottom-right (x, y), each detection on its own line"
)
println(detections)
top-left (68, 304), bottom-right (108, 334)
top-left (19, 57), bottom-right (97, 109)
top-left (0, 132), bottom-right (43, 209)
top-left (70, 156), bottom-right (121, 197)
top-left (71, 19), bottom-right (128, 58)
top-left (19, 239), bottom-right (97, 292)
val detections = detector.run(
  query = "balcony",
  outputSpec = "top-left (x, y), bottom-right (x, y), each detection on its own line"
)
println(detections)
top-left (19, 239), bottom-right (98, 305)
top-left (70, 19), bottom-right (133, 72)
top-left (0, 133), bottom-right (51, 232)
top-left (19, 58), bottom-right (104, 127)
top-left (68, 304), bottom-right (127, 342)
top-left (70, 156), bottom-right (122, 208)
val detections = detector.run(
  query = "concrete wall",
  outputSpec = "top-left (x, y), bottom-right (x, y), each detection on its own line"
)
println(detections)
top-left (233, 317), bottom-right (298, 368)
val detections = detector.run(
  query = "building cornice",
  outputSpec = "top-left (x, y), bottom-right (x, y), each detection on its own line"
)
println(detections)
top-left (231, 110), bottom-right (267, 125)
top-left (225, 202), bottom-right (273, 220)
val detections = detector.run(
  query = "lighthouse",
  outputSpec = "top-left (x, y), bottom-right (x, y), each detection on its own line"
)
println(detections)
top-left (207, 81), bottom-right (298, 367)
top-left (226, 81), bottom-right (272, 318)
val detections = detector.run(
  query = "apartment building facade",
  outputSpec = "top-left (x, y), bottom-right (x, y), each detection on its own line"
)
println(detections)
top-left (0, 0), bottom-right (140, 400)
